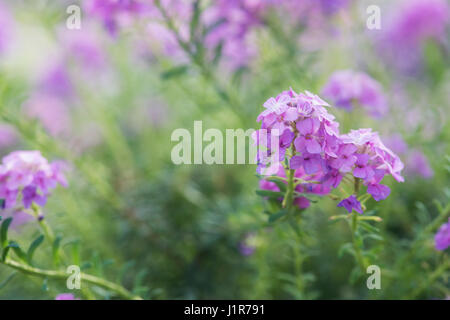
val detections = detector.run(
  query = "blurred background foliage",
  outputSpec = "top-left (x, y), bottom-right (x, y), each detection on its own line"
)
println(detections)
top-left (0, 0), bottom-right (448, 299)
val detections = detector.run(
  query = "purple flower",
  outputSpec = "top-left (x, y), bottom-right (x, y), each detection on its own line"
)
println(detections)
top-left (337, 195), bottom-right (363, 214)
top-left (367, 183), bottom-right (390, 201)
top-left (61, 27), bottom-right (106, 71)
top-left (55, 293), bottom-right (77, 300)
top-left (1, 209), bottom-right (33, 230)
top-left (378, 0), bottom-right (450, 74)
top-left (0, 151), bottom-right (67, 210)
top-left (256, 89), bottom-right (404, 210)
top-left (290, 153), bottom-right (322, 174)
top-left (38, 62), bottom-right (73, 99)
top-left (322, 168), bottom-right (343, 188)
top-left (22, 186), bottom-right (47, 209)
top-left (321, 70), bottom-right (388, 117)
top-left (85, 0), bottom-right (149, 36)
top-left (23, 94), bottom-right (71, 137)
top-left (353, 154), bottom-right (374, 181)
top-left (385, 134), bottom-right (409, 155)
top-left (202, 0), bottom-right (270, 69)
top-left (294, 196), bottom-right (311, 209)
top-left (406, 150), bottom-right (434, 179)
top-left (239, 233), bottom-right (257, 257)
top-left (434, 219), bottom-right (450, 251)
top-left (0, 124), bottom-right (18, 148)
top-left (329, 144), bottom-right (357, 172)
top-left (294, 118), bottom-right (322, 154)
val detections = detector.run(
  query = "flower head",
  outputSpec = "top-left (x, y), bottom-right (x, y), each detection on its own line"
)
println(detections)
top-left (255, 88), bottom-right (404, 214)
top-left (321, 70), bottom-right (388, 117)
top-left (0, 151), bottom-right (67, 210)
top-left (434, 219), bottom-right (450, 251)
top-left (337, 195), bottom-right (363, 214)
top-left (378, 0), bottom-right (450, 73)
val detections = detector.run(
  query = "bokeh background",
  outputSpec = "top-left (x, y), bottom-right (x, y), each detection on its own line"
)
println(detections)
top-left (0, 0), bottom-right (449, 299)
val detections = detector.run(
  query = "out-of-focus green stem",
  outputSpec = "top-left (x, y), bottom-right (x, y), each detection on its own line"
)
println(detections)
top-left (349, 178), bottom-right (367, 273)
top-left (2, 259), bottom-right (142, 300)
top-left (350, 213), bottom-right (367, 273)
top-left (406, 259), bottom-right (450, 299)
top-left (154, 0), bottom-right (243, 114)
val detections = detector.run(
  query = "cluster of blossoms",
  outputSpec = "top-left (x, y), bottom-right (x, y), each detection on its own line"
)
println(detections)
top-left (255, 88), bottom-right (403, 214)
top-left (435, 219), bottom-right (450, 251)
top-left (377, 0), bottom-right (450, 74)
top-left (385, 134), bottom-right (433, 179)
top-left (321, 70), bottom-right (388, 118)
top-left (85, 0), bottom-right (149, 37)
top-left (0, 151), bottom-right (67, 210)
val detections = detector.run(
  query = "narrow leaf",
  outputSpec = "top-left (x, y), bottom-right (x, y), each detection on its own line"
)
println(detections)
top-left (160, 65), bottom-right (188, 80)
top-left (0, 217), bottom-right (13, 249)
top-left (0, 272), bottom-right (17, 289)
top-left (268, 209), bottom-right (288, 223)
top-left (27, 234), bottom-right (44, 265)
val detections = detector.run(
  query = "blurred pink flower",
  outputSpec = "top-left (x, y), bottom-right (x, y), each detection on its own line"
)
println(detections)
top-left (0, 150), bottom-right (67, 209)
top-left (23, 94), bottom-right (71, 137)
top-left (55, 293), bottom-right (77, 300)
top-left (434, 219), bottom-right (450, 251)
top-left (0, 124), bottom-right (18, 148)
top-left (378, 0), bottom-right (450, 73)
top-left (38, 62), bottom-right (73, 99)
top-left (321, 70), bottom-right (388, 117)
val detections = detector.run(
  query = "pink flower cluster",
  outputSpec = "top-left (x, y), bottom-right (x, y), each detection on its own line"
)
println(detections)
top-left (321, 70), bottom-right (388, 118)
top-left (0, 151), bottom-right (67, 210)
top-left (255, 88), bottom-right (404, 213)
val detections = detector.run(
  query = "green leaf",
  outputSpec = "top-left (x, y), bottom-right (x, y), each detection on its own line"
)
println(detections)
top-left (66, 239), bottom-right (81, 266)
top-left (27, 234), bottom-right (44, 265)
top-left (359, 221), bottom-right (380, 234)
top-left (268, 209), bottom-right (288, 223)
top-left (9, 241), bottom-right (27, 262)
top-left (338, 243), bottom-right (354, 258)
top-left (0, 217), bottom-right (13, 249)
top-left (81, 261), bottom-right (93, 270)
top-left (349, 266), bottom-right (362, 284)
top-left (264, 177), bottom-right (287, 192)
top-left (132, 269), bottom-right (148, 294)
top-left (160, 65), bottom-right (188, 80)
top-left (363, 234), bottom-right (384, 242)
top-left (212, 41), bottom-right (223, 65)
top-left (0, 272), bottom-right (17, 290)
top-left (41, 278), bottom-right (49, 292)
top-left (255, 190), bottom-right (284, 199)
top-left (52, 235), bottom-right (62, 266)
top-left (189, 0), bottom-right (201, 41)
top-left (118, 261), bottom-right (135, 284)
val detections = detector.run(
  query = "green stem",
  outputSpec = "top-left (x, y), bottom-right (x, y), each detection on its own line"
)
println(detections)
top-left (349, 177), bottom-right (366, 273)
top-left (154, 0), bottom-right (243, 114)
top-left (406, 259), bottom-right (450, 299)
top-left (2, 258), bottom-right (142, 300)
top-left (350, 213), bottom-right (367, 273)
